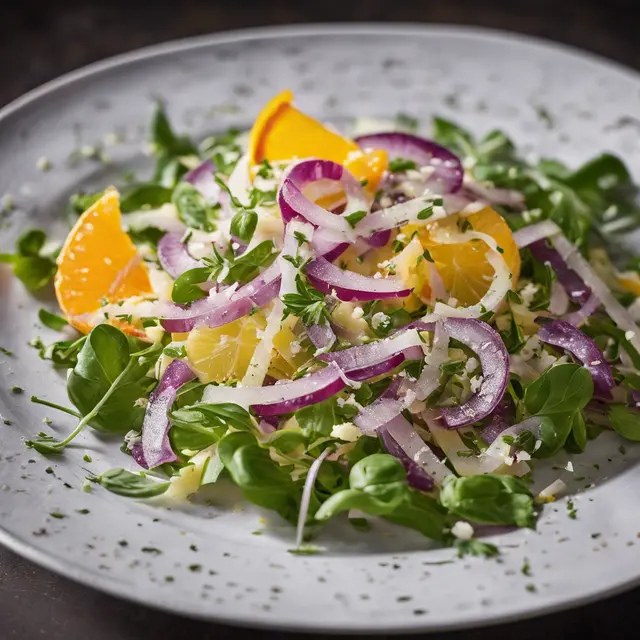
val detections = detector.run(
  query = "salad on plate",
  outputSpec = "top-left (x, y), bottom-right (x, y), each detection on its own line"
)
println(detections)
top-left (5, 89), bottom-right (640, 555)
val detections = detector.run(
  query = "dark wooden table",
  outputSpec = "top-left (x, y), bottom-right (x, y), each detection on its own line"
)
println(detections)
top-left (2, 1), bottom-right (640, 637)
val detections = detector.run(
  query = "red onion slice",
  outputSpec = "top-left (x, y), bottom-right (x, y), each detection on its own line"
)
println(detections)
top-left (355, 132), bottom-right (463, 193)
top-left (306, 323), bottom-right (336, 350)
top-left (306, 257), bottom-right (411, 302)
top-left (440, 318), bottom-right (510, 429)
top-left (318, 329), bottom-right (425, 380)
top-left (160, 294), bottom-right (253, 333)
top-left (563, 293), bottom-right (601, 327)
top-left (530, 239), bottom-right (591, 304)
top-left (184, 159), bottom-right (220, 204)
top-left (139, 359), bottom-right (196, 469)
top-left (157, 233), bottom-right (203, 279)
top-left (551, 233), bottom-right (640, 352)
top-left (278, 159), bottom-right (367, 239)
top-left (380, 414), bottom-right (450, 488)
top-left (202, 362), bottom-right (346, 416)
top-left (537, 320), bottom-right (614, 399)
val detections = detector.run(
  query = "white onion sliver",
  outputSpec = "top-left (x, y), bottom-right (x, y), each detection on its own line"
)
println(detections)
top-left (513, 220), bottom-right (561, 248)
top-left (295, 447), bottom-right (332, 548)
top-left (355, 197), bottom-right (448, 237)
top-left (415, 321), bottom-right (447, 401)
top-left (551, 234), bottom-right (640, 351)
top-left (385, 415), bottom-right (450, 485)
top-left (241, 300), bottom-right (284, 388)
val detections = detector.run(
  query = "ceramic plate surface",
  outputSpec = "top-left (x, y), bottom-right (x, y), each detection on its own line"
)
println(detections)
top-left (2, 24), bottom-right (640, 634)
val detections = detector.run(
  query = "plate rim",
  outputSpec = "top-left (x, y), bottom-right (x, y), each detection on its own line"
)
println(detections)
top-left (2, 22), bottom-right (640, 633)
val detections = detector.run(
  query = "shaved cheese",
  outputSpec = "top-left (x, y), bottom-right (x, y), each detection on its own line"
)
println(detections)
top-left (241, 300), bottom-right (284, 387)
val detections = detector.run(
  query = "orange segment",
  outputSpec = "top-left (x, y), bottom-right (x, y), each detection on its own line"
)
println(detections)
top-left (406, 207), bottom-right (520, 307)
top-left (618, 271), bottom-right (640, 297)
top-left (185, 314), bottom-right (266, 383)
top-left (54, 188), bottom-right (152, 334)
top-left (249, 90), bottom-right (387, 193)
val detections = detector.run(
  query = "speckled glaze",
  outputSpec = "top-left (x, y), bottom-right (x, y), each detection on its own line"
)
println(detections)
top-left (2, 25), bottom-right (640, 633)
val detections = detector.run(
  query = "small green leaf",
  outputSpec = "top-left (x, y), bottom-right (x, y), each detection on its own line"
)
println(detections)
top-left (120, 184), bottom-right (173, 213)
top-left (230, 209), bottom-right (258, 244)
top-left (97, 468), bottom-right (170, 498)
top-left (17, 229), bottom-right (47, 257)
top-left (440, 475), bottom-right (535, 528)
top-left (344, 210), bottom-right (367, 229)
top-left (609, 405), bottom-right (640, 441)
top-left (172, 182), bottom-right (217, 231)
top-left (389, 158), bottom-right (417, 173)
top-left (171, 267), bottom-right (210, 304)
top-left (38, 309), bottom-right (69, 331)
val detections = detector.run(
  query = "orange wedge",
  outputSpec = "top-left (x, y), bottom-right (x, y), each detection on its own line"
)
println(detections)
top-left (406, 207), bottom-right (520, 307)
top-left (249, 90), bottom-right (387, 194)
top-left (54, 188), bottom-right (153, 335)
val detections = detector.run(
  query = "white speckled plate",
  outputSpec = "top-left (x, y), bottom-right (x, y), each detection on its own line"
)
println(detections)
top-left (2, 24), bottom-right (640, 634)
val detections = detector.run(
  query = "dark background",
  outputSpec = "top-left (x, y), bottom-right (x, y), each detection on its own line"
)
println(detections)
top-left (1, 0), bottom-right (640, 638)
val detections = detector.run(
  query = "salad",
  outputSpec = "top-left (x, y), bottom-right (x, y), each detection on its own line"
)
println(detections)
top-left (5, 89), bottom-right (640, 556)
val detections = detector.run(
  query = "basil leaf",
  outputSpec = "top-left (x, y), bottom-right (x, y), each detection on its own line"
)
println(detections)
top-left (169, 402), bottom-right (254, 451)
top-left (17, 229), bottom-right (47, 257)
top-left (226, 240), bottom-right (276, 284)
top-left (38, 309), bottom-right (69, 331)
top-left (218, 431), bottom-right (301, 524)
top-left (524, 364), bottom-right (593, 416)
top-left (609, 405), bottom-right (640, 441)
top-left (439, 475), bottom-right (535, 528)
top-left (294, 397), bottom-right (339, 438)
top-left (120, 184), bottom-right (173, 213)
top-left (384, 491), bottom-right (447, 542)
top-left (97, 468), bottom-right (170, 498)
top-left (150, 102), bottom-right (197, 158)
top-left (565, 411), bottom-right (587, 453)
top-left (67, 325), bottom-right (160, 434)
top-left (230, 209), bottom-right (258, 244)
top-left (172, 182), bottom-right (217, 231)
top-left (171, 267), bottom-right (210, 304)
top-left (70, 191), bottom-right (103, 214)
top-left (13, 256), bottom-right (57, 291)
top-left (315, 455), bottom-right (408, 520)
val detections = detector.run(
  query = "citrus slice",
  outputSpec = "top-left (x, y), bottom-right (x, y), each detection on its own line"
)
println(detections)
top-left (185, 314), bottom-right (267, 383)
top-left (249, 90), bottom-right (387, 193)
top-left (618, 271), bottom-right (640, 296)
top-left (54, 188), bottom-right (152, 334)
top-left (407, 206), bottom-right (520, 307)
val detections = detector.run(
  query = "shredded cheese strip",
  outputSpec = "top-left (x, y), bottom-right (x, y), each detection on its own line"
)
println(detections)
top-left (241, 299), bottom-right (284, 387)
top-left (552, 234), bottom-right (640, 352)
top-left (429, 229), bottom-right (513, 318)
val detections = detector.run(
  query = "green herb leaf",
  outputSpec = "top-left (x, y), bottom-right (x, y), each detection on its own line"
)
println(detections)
top-left (282, 275), bottom-right (329, 326)
top-left (67, 325), bottom-right (161, 434)
top-left (218, 431), bottom-right (301, 524)
top-left (171, 267), bottom-right (210, 304)
top-left (170, 403), bottom-right (254, 451)
top-left (97, 468), bottom-right (170, 498)
top-left (344, 210), bottom-right (367, 229)
top-left (172, 182), bottom-right (217, 231)
top-left (454, 539), bottom-right (500, 559)
top-left (609, 405), bottom-right (640, 441)
top-left (38, 309), bottom-right (69, 331)
top-left (230, 209), bottom-right (258, 244)
top-left (120, 184), bottom-right (173, 213)
top-left (439, 474), bottom-right (535, 528)
top-left (389, 158), bottom-right (417, 173)
top-left (17, 229), bottom-right (47, 257)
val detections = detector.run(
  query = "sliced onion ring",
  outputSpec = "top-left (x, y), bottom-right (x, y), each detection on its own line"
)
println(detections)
top-left (306, 257), bottom-right (411, 302)
top-left (296, 447), bottom-right (332, 547)
top-left (440, 318), bottom-right (510, 429)
top-left (157, 233), bottom-right (202, 279)
top-left (512, 220), bottom-right (561, 248)
top-left (379, 414), bottom-right (450, 489)
top-left (138, 359), bottom-right (196, 469)
top-left (184, 159), bottom-right (220, 204)
top-left (318, 328), bottom-right (425, 380)
top-left (278, 159), bottom-right (367, 239)
top-left (537, 319), bottom-right (614, 399)
top-left (202, 362), bottom-right (346, 416)
top-left (355, 132), bottom-right (463, 193)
